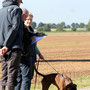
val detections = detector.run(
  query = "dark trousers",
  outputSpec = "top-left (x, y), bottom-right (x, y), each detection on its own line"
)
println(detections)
top-left (1, 49), bottom-right (22, 87)
top-left (15, 56), bottom-right (35, 90)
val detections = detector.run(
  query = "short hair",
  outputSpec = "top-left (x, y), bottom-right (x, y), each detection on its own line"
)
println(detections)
top-left (16, 0), bottom-right (23, 3)
top-left (28, 12), bottom-right (33, 17)
top-left (22, 8), bottom-right (29, 15)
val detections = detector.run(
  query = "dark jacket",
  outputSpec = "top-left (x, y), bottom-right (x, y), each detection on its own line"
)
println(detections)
top-left (22, 26), bottom-right (36, 57)
top-left (0, 0), bottom-right (23, 50)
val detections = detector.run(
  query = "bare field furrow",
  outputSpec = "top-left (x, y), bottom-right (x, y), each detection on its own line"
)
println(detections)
top-left (36, 32), bottom-right (90, 78)
top-left (1, 32), bottom-right (90, 80)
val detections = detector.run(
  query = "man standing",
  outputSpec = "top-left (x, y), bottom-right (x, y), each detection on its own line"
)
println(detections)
top-left (0, 0), bottom-right (23, 90)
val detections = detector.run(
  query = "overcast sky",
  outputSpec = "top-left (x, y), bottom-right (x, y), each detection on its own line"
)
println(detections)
top-left (0, 0), bottom-right (90, 25)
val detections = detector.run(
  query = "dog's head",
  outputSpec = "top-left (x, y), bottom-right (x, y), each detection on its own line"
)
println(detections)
top-left (64, 83), bottom-right (77, 90)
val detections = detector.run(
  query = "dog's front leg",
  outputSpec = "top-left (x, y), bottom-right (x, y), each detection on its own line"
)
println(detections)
top-left (55, 74), bottom-right (65, 90)
top-left (60, 78), bottom-right (65, 90)
top-left (42, 82), bottom-right (50, 90)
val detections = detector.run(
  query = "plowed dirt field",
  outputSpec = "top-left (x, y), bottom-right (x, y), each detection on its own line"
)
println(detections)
top-left (0, 32), bottom-right (90, 81)
top-left (36, 32), bottom-right (90, 80)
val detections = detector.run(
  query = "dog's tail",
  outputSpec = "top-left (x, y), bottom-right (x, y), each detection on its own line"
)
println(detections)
top-left (34, 65), bottom-right (45, 77)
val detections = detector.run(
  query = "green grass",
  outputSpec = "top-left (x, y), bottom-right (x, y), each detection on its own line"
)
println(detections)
top-left (30, 76), bottom-right (90, 90)
top-left (35, 28), bottom-right (88, 33)
top-left (64, 28), bottom-right (87, 31)
top-left (31, 83), bottom-right (58, 90)
top-left (73, 76), bottom-right (90, 88)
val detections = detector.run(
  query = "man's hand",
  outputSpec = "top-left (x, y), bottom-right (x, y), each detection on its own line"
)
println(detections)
top-left (37, 33), bottom-right (45, 36)
top-left (31, 36), bottom-right (36, 42)
top-left (0, 46), bottom-right (8, 56)
top-left (0, 49), bottom-right (3, 56)
top-left (38, 54), bottom-right (44, 60)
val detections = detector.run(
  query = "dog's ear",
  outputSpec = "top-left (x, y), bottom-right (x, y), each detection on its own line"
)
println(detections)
top-left (65, 83), bottom-right (77, 90)
top-left (73, 84), bottom-right (77, 88)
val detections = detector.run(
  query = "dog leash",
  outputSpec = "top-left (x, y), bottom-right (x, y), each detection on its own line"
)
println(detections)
top-left (43, 59), bottom-right (59, 73)
top-left (34, 59), bottom-right (59, 90)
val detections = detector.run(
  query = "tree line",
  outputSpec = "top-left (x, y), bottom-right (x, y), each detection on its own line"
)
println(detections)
top-left (31, 20), bottom-right (90, 32)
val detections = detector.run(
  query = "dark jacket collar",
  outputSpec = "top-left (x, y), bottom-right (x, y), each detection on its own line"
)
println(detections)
top-left (29, 26), bottom-right (34, 32)
top-left (2, 0), bottom-right (18, 7)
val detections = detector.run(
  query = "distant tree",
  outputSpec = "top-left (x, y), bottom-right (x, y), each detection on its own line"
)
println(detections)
top-left (56, 24), bottom-right (64, 31)
top-left (66, 25), bottom-right (71, 28)
top-left (31, 22), bottom-right (37, 29)
top-left (71, 23), bottom-right (77, 31)
top-left (87, 20), bottom-right (90, 31)
top-left (56, 27), bottom-right (64, 31)
top-left (86, 24), bottom-right (88, 28)
top-left (57, 23), bottom-right (61, 28)
top-left (61, 22), bottom-right (66, 28)
top-left (38, 22), bottom-right (45, 28)
top-left (43, 24), bottom-right (51, 31)
top-left (71, 23), bottom-right (76, 28)
top-left (79, 23), bottom-right (85, 28)
top-left (72, 27), bottom-right (76, 31)
top-left (49, 23), bottom-right (57, 28)
top-left (37, 27), bottom-right (44, 32)
top-left (75, 23), bottom-right (80, 28)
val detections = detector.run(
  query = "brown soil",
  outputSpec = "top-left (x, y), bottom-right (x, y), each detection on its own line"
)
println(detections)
top-left (1, 32), bottom-right (90, 83)
top-left (34, 32), bottom-right (90, 83)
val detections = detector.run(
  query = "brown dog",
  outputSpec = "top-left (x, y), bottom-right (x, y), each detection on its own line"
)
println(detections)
top-left (34, 66), bottom-right (77, 90)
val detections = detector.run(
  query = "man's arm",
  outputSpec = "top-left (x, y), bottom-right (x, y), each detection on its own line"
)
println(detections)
top-left (35, 46), bottom-right (44, 60)
top-left (3, 8), bottom-right (22, 49)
